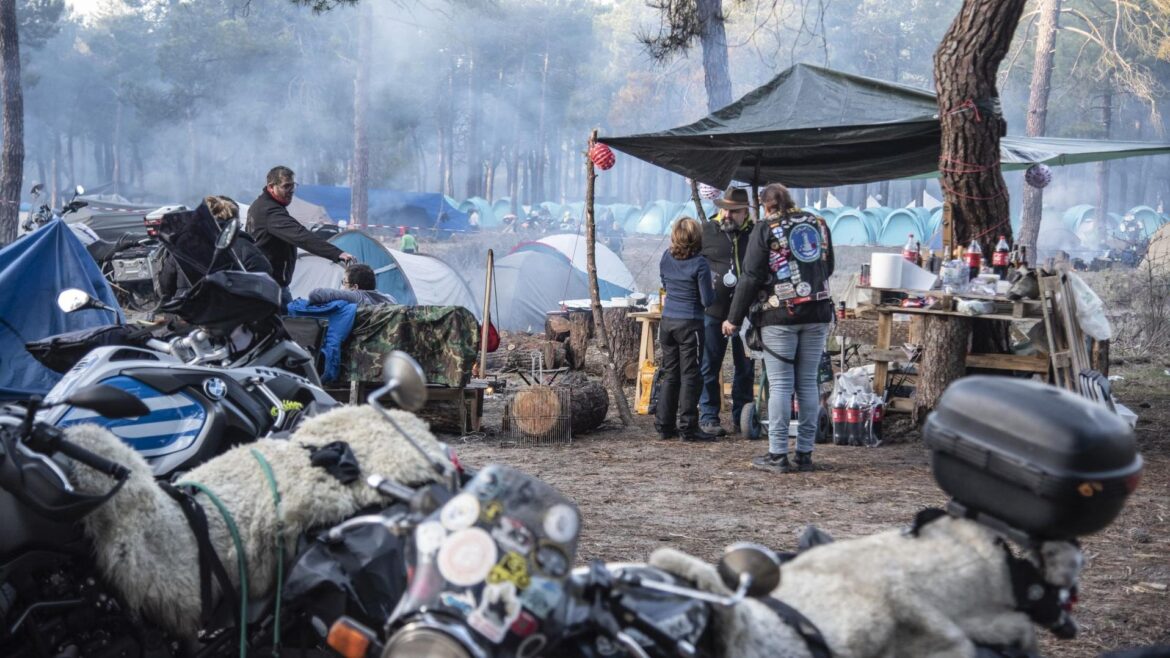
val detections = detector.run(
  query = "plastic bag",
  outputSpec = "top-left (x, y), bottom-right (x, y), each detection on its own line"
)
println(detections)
top-left (1068, 272), bottom-right (1112, 341)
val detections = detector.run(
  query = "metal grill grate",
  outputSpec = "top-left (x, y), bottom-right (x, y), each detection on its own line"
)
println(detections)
top-left (502, 384), bottom-right (572, 446)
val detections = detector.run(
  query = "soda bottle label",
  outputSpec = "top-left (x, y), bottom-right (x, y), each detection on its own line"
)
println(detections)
top-left (831, 407), bottom-right (845, 422)
top-left (992, 250), bottom-right (1009, 267)
top-left (872, 405), bottom-right (883, 421)
top-left (845, 408), bottom-right (860, 423)
top-left (965, 252), bottom-right (982, 270)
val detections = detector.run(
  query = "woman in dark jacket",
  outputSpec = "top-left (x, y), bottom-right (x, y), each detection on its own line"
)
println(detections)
top-left (657, 217), bottom-right (716, 442)
top-left (723, 184), bottom-right (834, 472)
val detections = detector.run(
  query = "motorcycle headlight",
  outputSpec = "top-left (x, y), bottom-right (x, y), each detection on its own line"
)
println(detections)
top-left (382, 627), bottom-right (472, 658)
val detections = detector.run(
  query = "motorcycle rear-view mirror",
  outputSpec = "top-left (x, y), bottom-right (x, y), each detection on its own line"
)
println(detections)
top-left (718, 542), bottom-right (782, 598)
top-left (57, 289), bottom-right (96, 313)
top-left (73, 185), bottom-right (85, 197)
top-left (382, 350), bottom-right (428, 411)
top-left (215, 218), bottom-right (240, 250)
top-left (65, 385), bottom-right (149, 419)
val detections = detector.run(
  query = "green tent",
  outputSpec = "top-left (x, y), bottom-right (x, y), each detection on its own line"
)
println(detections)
top-left (600, 64), bottom-right (1170, 188)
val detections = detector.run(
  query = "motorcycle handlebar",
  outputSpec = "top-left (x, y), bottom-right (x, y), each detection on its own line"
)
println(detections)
top-left (42, 428), bottom-right (130, 481)
top-left (145, 338), bottom-right (172, 353)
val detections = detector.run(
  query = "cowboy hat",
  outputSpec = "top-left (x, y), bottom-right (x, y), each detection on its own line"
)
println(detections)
top-left (713, 186), bottom-right (751, 210)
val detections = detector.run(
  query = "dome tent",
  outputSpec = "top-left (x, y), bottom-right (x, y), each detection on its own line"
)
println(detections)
top-left (482, 250), bottom-right (592, 332)
top-left (830, 209), bottom-right (873, 245)
top-left (510, 233), bottom-right (636, 299)
top-left (458, 197), bottom-right (498, 227)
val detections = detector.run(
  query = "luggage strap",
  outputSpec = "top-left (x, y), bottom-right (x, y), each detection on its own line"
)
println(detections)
top-left (170, 479), bottom-right (251, 658)
top-left (159, 482), bottom-right (240, 631)
top-left (759, 596), bottom-right (832, 658)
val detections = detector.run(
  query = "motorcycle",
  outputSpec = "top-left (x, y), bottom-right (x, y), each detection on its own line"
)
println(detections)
top-left (0, 352), bottom-right (457, 657)
top-left (23, 182), bottom-right (163, 312)
top-left (28, 218), bottom-right (338, 479)
top-left (317, 378), bottom-right (1140, 658)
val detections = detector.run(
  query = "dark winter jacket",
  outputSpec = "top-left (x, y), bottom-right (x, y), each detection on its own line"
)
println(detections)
top-left (247, 189), bottom-right (345, 287)
top-left (700, 216), bottom-right (753, 321)
top-left (728, 212), bottom-right (835, 328)
top-left (157, 230), bottom-right (272, 303)
top-left (659, 250), bottom-right (715, 320)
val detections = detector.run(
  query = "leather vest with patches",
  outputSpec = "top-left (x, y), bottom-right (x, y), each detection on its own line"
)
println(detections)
top-left (759, 211), bottom-right (832, 310)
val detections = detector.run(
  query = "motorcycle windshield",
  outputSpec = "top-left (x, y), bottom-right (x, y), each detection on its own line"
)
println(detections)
top-left (392, 465), bottom-right (580, 654)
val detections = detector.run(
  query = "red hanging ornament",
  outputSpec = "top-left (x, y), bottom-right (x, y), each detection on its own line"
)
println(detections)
top-left (588, 142), bottom-right (616, 170)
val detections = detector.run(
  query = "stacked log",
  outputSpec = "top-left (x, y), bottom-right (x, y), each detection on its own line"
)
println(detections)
top-left (501, 337), bottom-right (568, 371)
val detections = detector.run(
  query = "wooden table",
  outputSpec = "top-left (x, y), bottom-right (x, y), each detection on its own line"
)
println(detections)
top-left (629, 309), bottom-right (661, 413)
top-left (863, 288), bottom-right (1046, 413)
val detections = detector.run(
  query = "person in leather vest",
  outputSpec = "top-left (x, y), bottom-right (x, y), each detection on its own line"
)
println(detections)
top-left (698, 187), bottom-right (756, 438)
top-left (724, 183), bottom-right (834, 473)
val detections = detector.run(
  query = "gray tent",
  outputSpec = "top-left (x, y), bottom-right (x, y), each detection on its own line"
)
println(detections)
top-left (481, 250), bottom-right (590, 332)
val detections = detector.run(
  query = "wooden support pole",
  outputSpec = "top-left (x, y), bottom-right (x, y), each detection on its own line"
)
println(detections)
top-left (586, 130), bottom-right (633, 426)
top-left (478, 249), bottom-right (493, 377)
top-left (690, 178), bottom-right (710, 223)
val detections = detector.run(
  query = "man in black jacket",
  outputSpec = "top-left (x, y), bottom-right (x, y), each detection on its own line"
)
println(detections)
top-left (699, 187), bottom-right (756, 437)
top-left (248, 166), bottom-right (353, 307)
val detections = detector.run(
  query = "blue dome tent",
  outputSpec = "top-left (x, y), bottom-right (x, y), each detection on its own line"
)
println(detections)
top-left (329, 230), bottom-right (415, 304)
top-left (880, 208), bottom-right (927, 247)
top-left (1128, 206), bottom-right (1167, 238)
top-left (830, 208), bottom-right (873, 245)
top-left (1062, 205), bottom-right (1096, 231)
top-left (629, 201), bottom-right (678, 235)
top-left (458, 197), bottom-right (498, 227)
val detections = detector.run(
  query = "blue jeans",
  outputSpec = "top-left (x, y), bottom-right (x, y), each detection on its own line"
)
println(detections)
top-left (699, 315), bottom-right (754, 427)
top-left (761, 323), bottom-right (830, 455)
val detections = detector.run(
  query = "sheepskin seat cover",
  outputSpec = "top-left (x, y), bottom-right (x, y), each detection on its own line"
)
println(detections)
top-left (651, 516), bottom-right (1047, 658)
top-left (64, 405), bottom-right (445, 637)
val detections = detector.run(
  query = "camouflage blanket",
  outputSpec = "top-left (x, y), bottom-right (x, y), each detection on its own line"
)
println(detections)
top-left (343, 305), bottom-right (478, 387)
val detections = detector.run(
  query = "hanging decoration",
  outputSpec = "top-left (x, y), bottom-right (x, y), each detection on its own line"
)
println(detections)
top-left (698, 183), bottom-right (721, 200)
top-left (588, 143), bottom-right (615, 171)
top-left (1024, 163), bottom-right (1053, 189)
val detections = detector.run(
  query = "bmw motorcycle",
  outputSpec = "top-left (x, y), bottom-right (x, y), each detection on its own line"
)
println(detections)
top-left (28, 218), bottom-right (337, 479)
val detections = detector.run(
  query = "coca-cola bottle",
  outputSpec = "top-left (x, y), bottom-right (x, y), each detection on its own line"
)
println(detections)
top-left (992, 235), bottom-right (1011, 279)
top-left (860, 400), bottom-right (873, 447)
top-left (902, 234), bottom-right (917, 264)
top-left (870, 399), bottom-right (884, 446)
top-left (845, 394), bottom-right (862, 446)
top-left (831, 389), bottom-right (848, 445)
top-left (965, 239), bottom-right (983, 281)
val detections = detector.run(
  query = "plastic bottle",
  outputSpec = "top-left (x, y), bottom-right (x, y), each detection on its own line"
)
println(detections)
top-left (845, 394), bottom-right (862, 446)
top-left (902, 234), bottom-right (917, 264)
top-left (860, 399), bottom-right (873, 447)
top-left (992, 235), bottom-right (1011, 279)
top-left (965, 239), bottom-right (983, 281)
top-left (831, 388), bottom-right (848, 445)
top-left (870, 399), bottom-right (884, 446)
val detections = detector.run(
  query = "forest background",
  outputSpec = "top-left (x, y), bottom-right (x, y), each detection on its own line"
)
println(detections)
top-left (7, 0), bottom-right (1170, 220)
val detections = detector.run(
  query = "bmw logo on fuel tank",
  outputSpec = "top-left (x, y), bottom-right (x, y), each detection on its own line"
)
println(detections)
top-left (203, 377), bottom-right (228, 400)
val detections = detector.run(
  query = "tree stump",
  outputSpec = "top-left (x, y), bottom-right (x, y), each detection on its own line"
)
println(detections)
top-left (565, 311), bottom-right (592, 370)
top-left (602, 307), bottom-right (640, 382)
top-left (914, 315), bottom-right (972, 422)
top-left (545, 313), bottom-right (572, 341)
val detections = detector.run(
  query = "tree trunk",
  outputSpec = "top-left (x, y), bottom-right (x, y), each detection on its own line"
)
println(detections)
top-left (350, 3), bottom-right (371, 228)
top-left (465, 54), bottom-right (481, 199)
top-left (695, 0), bottom-right (731, 111)
top-left (1096, 82), bottom-right (1113, 245)
top-left (559, 374), bottom-right (609, 435)
top-left (565, 311), bottom-right (591, 370)
top-left (0, 0), bottom-right (23, 246)
top-left (602, 307), bottom-right (640, 382)
top-left (585, 129), bottom-right (633, 426)
top-left (915, 316), bottom-right (972, 422)
top-left (1018, 0), bottom-right (1060, 265)
top-left (923, 0), bottom-right (1027, 412)
top-left (502, 337), bottom-right (568, 371)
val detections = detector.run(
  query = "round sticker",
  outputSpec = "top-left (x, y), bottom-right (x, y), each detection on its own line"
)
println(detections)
top-left (415, 520), bottom-right (448, 557)
top-left (440, 493), bottom-right (480, 531)
top-left (789, 223), bottom-right (821, 262)
top-left (543, 504), bottom-right (579, 543)
top-left (437, 527), bottom-right (498, 587)
top-left (796, 282), bottom-right (812, 297)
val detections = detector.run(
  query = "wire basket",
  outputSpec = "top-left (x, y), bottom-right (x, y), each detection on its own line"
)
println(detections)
top-left (502, 384), bottom-right (572, 446)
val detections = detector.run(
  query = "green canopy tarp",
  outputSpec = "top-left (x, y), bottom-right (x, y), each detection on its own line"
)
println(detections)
top-left (600, 63), bottom-right (1170, 188)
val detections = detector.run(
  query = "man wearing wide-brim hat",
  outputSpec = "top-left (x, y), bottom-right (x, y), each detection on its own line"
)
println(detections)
top-left (698, 186), bottom-right (756, 438)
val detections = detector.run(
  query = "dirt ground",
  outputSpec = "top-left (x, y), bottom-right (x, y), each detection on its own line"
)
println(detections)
top-left (438, 363), bottom-right (1170, 657)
